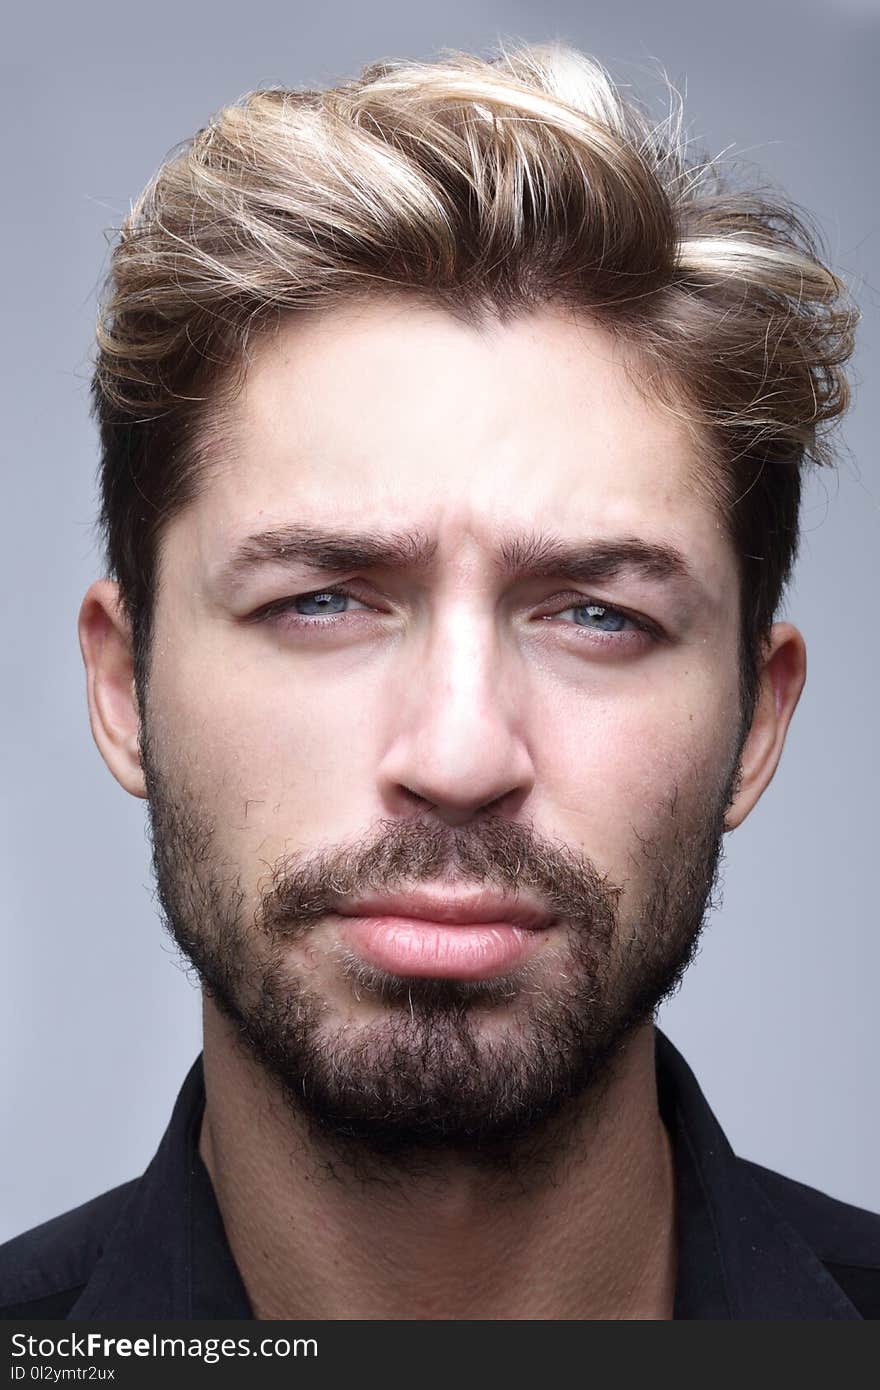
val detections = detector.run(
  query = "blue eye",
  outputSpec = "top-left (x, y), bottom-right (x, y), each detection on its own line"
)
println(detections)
top-left (567, 603), bottom-right (629, 632)
top-left (254, 587), bottom-right (370, 626)
top-left (541, 595), bottom-right (655, 650)
top-left (291, 590), bottom-right (351, 617)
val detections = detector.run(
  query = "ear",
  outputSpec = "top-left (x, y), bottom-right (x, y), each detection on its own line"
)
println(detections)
top-left (78, 578), bottom-right (147, 799)
top-left (724, 622), bottom-right (807, 832)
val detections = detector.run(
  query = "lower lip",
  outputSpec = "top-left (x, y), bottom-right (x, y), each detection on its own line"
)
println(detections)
top-left (338, 915), bottom-right (550, 979)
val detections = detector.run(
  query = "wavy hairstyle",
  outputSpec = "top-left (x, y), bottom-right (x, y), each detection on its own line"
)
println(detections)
top-left (92, 40), bottom-right (858, 723)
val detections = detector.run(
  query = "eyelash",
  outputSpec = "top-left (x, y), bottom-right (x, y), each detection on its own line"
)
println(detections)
top-left (253, 586), bottom-right (659, 649)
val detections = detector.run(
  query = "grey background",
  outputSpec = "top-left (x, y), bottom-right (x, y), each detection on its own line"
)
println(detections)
top-left (1, 0), bottom-right (877, 1242)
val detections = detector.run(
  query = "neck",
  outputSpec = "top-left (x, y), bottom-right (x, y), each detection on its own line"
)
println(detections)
top-left (198, 997), bottom-right (677, 1320)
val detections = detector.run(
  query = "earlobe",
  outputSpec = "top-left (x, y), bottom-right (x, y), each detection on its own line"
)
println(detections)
top-left (723, 622), bottom-right (807, 832)
top-left (77, 578), bottom-right (147, 799)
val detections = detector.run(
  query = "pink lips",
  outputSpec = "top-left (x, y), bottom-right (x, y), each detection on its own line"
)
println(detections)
top-left (333, 890), bottom-right (555, 980)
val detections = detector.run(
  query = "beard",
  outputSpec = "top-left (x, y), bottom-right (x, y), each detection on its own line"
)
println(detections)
top-left (139, 712), bottom-right (744, 1176)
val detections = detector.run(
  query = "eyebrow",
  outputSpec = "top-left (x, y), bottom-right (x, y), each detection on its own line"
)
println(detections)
top-left (213, 523), bottom-right (700, 595)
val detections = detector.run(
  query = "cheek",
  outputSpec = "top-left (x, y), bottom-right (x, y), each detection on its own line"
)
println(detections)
top-left (155, 645), bottom-right (380, 850)
top-left (539, 672), bottom-right (738, 883)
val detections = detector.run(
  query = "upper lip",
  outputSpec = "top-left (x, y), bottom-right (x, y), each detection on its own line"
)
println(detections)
top-left (331, 888), bottom-right (555, 930)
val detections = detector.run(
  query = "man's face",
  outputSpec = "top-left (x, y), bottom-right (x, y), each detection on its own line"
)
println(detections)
top-left (137, 300), bottom-right (747, 1164)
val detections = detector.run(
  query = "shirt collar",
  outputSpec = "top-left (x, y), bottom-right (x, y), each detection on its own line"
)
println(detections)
top-left (66, 1028), bottom-right (861, 1320)
top-left (657, 1030), bottom-right (861, 1319)
top-left (66, 1056), bottom-right (251, 1319)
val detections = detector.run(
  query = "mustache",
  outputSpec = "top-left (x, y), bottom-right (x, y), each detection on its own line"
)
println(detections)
top-left (257, 813), bottom-right (623, 943)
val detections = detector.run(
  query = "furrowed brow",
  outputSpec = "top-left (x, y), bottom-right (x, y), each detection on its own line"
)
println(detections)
top-left (214, 524), bottom-right (697, 595)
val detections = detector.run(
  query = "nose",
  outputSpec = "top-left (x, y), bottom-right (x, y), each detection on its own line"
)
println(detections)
top-left (376, 605), bottom-right (536, 826)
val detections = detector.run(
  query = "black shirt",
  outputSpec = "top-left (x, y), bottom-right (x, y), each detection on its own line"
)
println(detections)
top-left (2, 1028), bottom-right (879, 1320)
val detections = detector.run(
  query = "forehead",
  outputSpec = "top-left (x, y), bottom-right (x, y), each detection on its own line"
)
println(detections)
top-left (168, 299), bottom-right (733, 592)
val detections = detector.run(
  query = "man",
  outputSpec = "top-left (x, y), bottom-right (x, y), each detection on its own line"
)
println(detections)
top-left (2, 40), bottom-right (878, 1321)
